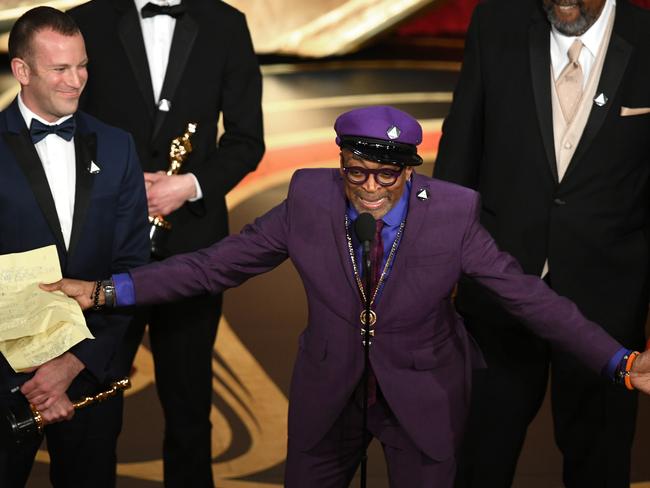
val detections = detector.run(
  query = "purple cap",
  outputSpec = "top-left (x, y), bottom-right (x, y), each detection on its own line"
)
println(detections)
top-left (334, 105), bottom-right (423, 166)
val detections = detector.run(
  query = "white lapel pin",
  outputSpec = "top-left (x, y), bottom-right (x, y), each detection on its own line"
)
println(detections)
top-left (158, 99), bottom-right (171, 112)
top-left (594, 93), bottom-right (608, 107)
top-left (89, 161), bottom-right (101, 174)
top-left (417, 188), bottom-right (429, 201)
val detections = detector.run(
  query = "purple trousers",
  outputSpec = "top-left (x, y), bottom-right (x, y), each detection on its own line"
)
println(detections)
top-left (284, 389), bottom-right (456, 488)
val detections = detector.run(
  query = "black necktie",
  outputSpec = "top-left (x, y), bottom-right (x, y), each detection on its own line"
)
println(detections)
top-left (29, 118), bottom-right (76, 144)
top-left (141, 2), bottom-right (186, 18)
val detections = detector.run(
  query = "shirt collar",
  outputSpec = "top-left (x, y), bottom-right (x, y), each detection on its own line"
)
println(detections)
top-left (550, 0), bottom-right (615, 59)
top-left (17, 92), bottom-right (74, 130)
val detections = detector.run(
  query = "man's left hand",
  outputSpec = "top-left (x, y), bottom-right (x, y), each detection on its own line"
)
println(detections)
top-left (21, 352), bottom-right (85, 411)
top-left (144, 171), bottom-right (197, 216)
top-left (39, 394), bottom-right (75, 424)
top-left (630, 350), bottom-right (650, 394)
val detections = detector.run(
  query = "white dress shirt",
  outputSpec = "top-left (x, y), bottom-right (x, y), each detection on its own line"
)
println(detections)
top-left (18, 94), bottom-right (76, 249)
top-left (542, 0), bottom-right (615, 278)
top-left (134, 0), bottom-right (179, 104)
top-left (134, 0), bottom-right (203, 201)
top-left (550, 0), bottom-right (615, 87)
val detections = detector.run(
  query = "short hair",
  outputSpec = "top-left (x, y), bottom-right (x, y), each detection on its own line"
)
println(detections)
top-left (8, 6), bottom-right (80, 60)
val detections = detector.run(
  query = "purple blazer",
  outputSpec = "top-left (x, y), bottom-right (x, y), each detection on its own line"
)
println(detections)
top-left (130, 169), bottom-right (621, 461)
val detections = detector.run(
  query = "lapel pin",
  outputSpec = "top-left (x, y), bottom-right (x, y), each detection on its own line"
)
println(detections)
top-left (158, 99), bottom-right (171, 112)
top-left (89, 161), bottom-right (101, 174)
top-left (416, 188), bottom-right (429, 201)
top-left (594, 93), bottom-right (608, 107)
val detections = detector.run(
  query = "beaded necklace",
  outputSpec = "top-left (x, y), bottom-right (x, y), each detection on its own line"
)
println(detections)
top-left (344, 215), bottom-right (405, 343)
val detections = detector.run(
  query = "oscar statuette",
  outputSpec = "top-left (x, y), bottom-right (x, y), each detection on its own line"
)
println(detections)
top-left (149, 122), bottom-right (198, 257)
top-left (2, 378), bottom-right (131, 445)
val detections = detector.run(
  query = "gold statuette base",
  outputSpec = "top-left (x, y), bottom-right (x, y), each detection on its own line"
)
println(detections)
top-left (149, 215), bottom-right (172, 230)
top-left (3, 379), bottom-right (131, 444)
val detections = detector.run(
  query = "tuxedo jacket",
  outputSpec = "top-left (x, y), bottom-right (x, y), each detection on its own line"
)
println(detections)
top-left (125, 169), bottom-right (621, 462)
top-left (69, 0), bottom-right (264, 254)
top-left (435, 0), bottom-right (650, 344)
top-left (0, 100), bottom-right (149, 394)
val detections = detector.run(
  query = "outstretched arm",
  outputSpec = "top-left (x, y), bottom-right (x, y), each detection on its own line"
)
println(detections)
top-left (42, 191), bottom-right (294, 309)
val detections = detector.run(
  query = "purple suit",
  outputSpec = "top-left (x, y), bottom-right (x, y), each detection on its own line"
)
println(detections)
top-left (129, 169), bottom-right (621, 463)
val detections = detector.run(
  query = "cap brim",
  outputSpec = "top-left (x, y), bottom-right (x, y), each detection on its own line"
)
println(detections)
top-left (340, 137), bottom-right (423, 166)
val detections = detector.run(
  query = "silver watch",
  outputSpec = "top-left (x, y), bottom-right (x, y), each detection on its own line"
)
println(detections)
top-left (101, 279), bottom-right (116, 308)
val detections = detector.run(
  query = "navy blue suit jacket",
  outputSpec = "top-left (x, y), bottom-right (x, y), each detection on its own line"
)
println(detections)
top-left (0, 99), bottom-right (149, 394)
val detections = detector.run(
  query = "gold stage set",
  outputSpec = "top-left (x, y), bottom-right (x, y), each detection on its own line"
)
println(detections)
top-left (0, 0), bottom-right (647, 486)
top-left (0, 0), bottom-right (436, 56)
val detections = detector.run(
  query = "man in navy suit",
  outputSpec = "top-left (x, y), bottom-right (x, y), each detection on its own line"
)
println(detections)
top-left (0, 7), bottom-right (149, 487)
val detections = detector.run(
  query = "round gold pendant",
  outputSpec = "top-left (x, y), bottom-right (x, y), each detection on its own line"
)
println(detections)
top-left (360, 309), bottom-right (377, 327)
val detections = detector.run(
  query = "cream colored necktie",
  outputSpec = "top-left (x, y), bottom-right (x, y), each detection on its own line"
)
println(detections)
top-left (556, 39), bottom-right (584, 123)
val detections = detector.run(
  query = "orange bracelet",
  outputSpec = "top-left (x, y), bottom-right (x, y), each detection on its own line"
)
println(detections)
top-left (623, 351), bottom-right (640, 391)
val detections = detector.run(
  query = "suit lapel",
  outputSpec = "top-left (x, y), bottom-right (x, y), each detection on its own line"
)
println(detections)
top-left (529, 7), bottom-right (559, 183)
top-left (3, 101), bottom-right (66, 249)
top-left (562, 8), bottom-right (632, 182)
top-left (331, 172), bottom-right (430, 312)
top-left (329, 171), bottom-right (359, 297)
top-left (374, 173), bottom-right (429, 316)
top-left (116, 0), bottom-right (156, 119)
top-left (68, 115), bottom-right (97, 258)
top-left (152, 10), bottom-right (198, 141)
top-left (389, 172), bottom-right (429, 272)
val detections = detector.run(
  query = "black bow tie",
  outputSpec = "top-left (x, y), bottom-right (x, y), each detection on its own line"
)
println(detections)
top-left (141, 2), bottom-right (186, 18)
top-left (29, 118), bottom-right (76, 144)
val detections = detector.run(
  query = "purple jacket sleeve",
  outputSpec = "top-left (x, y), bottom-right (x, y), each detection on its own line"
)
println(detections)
top-left (459, 193), bottom-right (623, 375)
top-left (129, 198), bottom-right (290, 304)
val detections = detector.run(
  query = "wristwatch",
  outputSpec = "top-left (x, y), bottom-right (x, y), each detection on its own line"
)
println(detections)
top-left (101, 279), bottom-right (116, 308)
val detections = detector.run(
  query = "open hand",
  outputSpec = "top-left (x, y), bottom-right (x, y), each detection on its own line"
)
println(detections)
top-left (630, 350), bottom-right (650, 394)
top-left (40, 278), bottom-right (96, 310)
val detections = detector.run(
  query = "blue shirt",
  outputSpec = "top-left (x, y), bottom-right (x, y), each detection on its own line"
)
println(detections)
top-left (347, 180), bottom-right (410, 293)
top-left (113, 271), bottom-right (135, 307)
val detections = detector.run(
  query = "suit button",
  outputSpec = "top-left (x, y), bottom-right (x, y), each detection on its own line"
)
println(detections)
top-left (554, 198), bottom-right (566, 206)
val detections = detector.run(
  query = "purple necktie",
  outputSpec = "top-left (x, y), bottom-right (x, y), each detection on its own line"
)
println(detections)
top-left (367, 219), bottom-right (384, 406)
top-left (369, 219), bottom-right (384, 293)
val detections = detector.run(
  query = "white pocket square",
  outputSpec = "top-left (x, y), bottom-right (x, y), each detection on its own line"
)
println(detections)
top-left (620, 106), bottom-right (650, 116)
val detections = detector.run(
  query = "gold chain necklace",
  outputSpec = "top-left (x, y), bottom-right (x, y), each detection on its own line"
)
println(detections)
top-left (344, 215), bottom-right (405, 341)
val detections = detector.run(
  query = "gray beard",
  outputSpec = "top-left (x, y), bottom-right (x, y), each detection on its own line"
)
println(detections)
top-left (543, 3), bottom-right (597, 36)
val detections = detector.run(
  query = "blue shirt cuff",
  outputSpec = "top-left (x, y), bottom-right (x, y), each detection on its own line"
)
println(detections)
top-left (604, 347), bottom-right (630, 381)
top-left (112, 272), bottom-right (136, 307)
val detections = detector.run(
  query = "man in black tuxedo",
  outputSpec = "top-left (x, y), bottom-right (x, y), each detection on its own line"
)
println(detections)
top-left (434, 0), bottom-right (650, 487)
top-left (0, 7), bottom-right (149, 487)
top-left (68, 1), bottom-right (264, 486)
